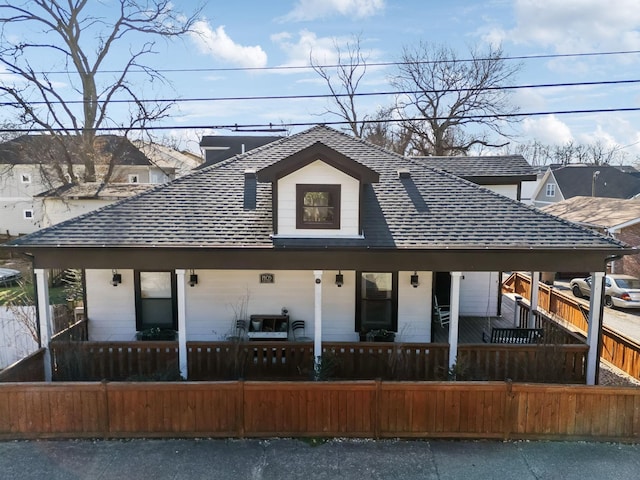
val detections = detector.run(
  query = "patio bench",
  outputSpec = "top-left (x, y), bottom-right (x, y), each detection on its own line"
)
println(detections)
top-left (482, 327), bottom-right (543, 344)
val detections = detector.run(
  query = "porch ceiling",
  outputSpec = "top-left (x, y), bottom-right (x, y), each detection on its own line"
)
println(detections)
top-left (14, 245), bottom-right (628, 272)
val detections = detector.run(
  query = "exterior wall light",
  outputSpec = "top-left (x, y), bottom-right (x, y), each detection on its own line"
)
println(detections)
top-left (111, 270), bottom-right (122, 286)
top-left (189, 270), bottom-right (198, 287)
top-left (335, 271), bottom-right (344, 287)
top-left (410, 271), bottom-right (420, 288)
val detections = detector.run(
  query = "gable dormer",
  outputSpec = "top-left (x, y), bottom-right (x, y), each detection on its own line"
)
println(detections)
top-left (256, 142), bottom-right (379, 237)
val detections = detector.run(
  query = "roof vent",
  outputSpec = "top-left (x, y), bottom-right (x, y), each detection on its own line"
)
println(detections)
top-left (397, 168), bottom-right (411, 179)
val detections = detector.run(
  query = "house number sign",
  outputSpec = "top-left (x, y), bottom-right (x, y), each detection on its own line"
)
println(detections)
top-left (260, 273), bottom-right (275, 284)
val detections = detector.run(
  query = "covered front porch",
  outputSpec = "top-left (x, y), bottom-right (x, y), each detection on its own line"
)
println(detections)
top-left (28, 250), bottom-right (611, 386)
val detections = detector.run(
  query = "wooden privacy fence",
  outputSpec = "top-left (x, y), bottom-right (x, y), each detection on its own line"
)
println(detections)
top-left (0, 349), bottom-right (45, 382)
top-left (47, 341), bottom-right (585, 383)
top-left (503, 272), bottom-right (640, 381)
top-left (1, 381), bottom-right (639, 441)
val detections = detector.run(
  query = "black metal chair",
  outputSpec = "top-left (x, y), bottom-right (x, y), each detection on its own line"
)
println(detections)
top-left (291, 320), bottom-right (312, 342)
top-left (226, 319), bottom-right (247, 341)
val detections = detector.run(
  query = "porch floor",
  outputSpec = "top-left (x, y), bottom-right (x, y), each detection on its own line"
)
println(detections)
top-left (432, 294), bottom-right (517, 344)
top-left (432, 315), bottom-right (514, 343)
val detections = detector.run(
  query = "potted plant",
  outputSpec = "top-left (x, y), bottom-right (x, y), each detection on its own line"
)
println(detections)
top-left (359, 329), bottom-right (396, 342)
top-left (136, 327), bottom-right (177, 341)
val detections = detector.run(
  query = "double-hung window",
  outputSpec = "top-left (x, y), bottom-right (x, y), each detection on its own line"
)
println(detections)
top-left (356, 272), bottom-right (398, 332)
top-left (296, 184), bottom-right (341, 229)
top-left (134, 271), bottom-right (177, 331)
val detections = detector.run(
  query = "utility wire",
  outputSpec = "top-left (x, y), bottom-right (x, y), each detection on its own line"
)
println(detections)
top-left (2, 78), bottom-right (640, 107)
top-left (1, 49), bottom-right (639, 76)
top-left (4, 107), bottom-right (640, 133)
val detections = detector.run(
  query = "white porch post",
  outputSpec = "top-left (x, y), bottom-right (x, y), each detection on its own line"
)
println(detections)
top-left (586, 271), bottom-right (605, 385)
top-left (175, 269), bottom-right (188, 380)
top-left (448, 272), bottom-right (462, 372)
top-left (529, 272), bottom-right (540, 328)
top-left (34, 268), bottom-right (52, 382)
top-left (313, 270), bottom-right (323, 360)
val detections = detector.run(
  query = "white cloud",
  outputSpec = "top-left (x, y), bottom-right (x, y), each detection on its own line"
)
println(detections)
top-left (271, 29), bottom-right (343, 67)
top-left (189, 20), bottom-right (267, 68)
top-left (281, 0), bottom-right (384, 22)
top-left (509, 0), bottom-right (640, 52)
top-left (521, 115), bottom-right (573, 145)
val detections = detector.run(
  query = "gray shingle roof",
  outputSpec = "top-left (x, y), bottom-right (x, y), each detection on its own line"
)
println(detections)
top-left (0, 135), bottom-right (151, 166)
top-left (7, 126), bottom-right (627, 251)
top-left (551, 164), bottom-right (640, 199)
top-left (413, 155), bottom-right (536, 179)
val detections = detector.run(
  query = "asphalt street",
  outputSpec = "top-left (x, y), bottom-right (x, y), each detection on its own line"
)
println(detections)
top-left (1, 438), bottom-right (640, 480)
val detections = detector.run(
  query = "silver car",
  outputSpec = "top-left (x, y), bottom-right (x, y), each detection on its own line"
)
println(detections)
top-left (570, 274), bottom-right (640, 309)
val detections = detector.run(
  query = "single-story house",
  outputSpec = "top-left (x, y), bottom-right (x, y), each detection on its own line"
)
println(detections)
top-left (2, 126), bottom-right (633, 384)
top-left (542, 196), bottom-right (640, 277)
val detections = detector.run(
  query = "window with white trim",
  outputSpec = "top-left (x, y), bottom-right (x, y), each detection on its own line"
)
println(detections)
top-left (545, 183), bottom-right (556, 197)
top-left (20, 173), bottom-right (31, 184)
top-left (23, 209), bottom-right (33, 220)
top-left (128, 174), bottom-right (140, 184)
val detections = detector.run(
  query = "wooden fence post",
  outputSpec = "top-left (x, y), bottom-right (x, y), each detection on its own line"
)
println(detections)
top-left (101, 379), bottom-right (110, 439)
top-left (374, 378), bottom-right (381, 439)
top-left (238, 380), bottom-right (245, 438)
top-left (504, 380), bottom-right (515, 441)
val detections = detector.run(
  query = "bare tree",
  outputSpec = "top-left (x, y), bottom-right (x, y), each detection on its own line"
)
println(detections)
top-left (392, 42), bottom-right (520, 156)
top-left (361, 107), bottom-right (413, 155)
top-left (0, 0), bottom-right (201, 184)
top-left (311, 35), bottom-right (370, 138)
top-left (505, 139), bottom-right (631, 166)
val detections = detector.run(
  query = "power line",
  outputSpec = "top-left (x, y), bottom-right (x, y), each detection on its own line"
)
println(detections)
top-left (4, 106), bottom-right (640, 134)
top-left (1, 49), bottom-right (639, 76)
top-left (2, 78), bottom-right (640, 107)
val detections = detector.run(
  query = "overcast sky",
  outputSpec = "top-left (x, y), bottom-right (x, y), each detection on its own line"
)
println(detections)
top-left (3, 0), bottom-right (640, 159)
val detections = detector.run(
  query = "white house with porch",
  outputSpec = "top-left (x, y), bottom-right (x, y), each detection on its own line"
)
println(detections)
top-left (3, 126), bottom-right (633, 385)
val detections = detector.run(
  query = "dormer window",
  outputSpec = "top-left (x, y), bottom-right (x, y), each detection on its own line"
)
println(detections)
top-left (296, 184), bottom-right (341, 229)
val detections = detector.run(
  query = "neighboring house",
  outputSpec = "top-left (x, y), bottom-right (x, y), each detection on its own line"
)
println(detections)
top-left (35, 183), bottom-right (157, 229)
top-left (0, 135), bottom-right (200, 235)
top-left (542, 196), bottom-right (640, 278)
top-left (414, 155), bottom-right (537, 201)
top-left (531, 164), bottom-right (640, 208)
top-left (199, 135), bottom-right (283, 168)
top-left (3, 126), bottom-right (633, 383)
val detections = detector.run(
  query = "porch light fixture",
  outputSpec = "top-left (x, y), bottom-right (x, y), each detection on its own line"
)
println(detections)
top-left (111, 269), bottom-right (122, 286)
top-left (410, 271), bottom-right (420, 288)
top-left (335, 271), bottom-right (344, 287)
top-left (189, 269), bottom-right (198, 287)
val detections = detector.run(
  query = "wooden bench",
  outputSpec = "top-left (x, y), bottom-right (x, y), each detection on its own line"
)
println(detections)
top-left (482, 327), bottom-right (543, 344)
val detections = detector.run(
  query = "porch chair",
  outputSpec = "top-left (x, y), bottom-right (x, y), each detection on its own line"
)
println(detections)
top-left (433, 296), bottom-right (451, 327)
top-left (291, 320), bottom-right (312, 342)
top-left (226, 319), bottom-right (247, 341)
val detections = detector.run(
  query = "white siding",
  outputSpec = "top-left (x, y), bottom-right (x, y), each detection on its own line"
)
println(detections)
top-left (277, 160), bottom-right (360, 236)
top-left (397, 271), bottom-right (432, 342)
top-left (86, 269), bottom-right (137, 341)
top-left (85, 269), bottom-right (438, 343)
top-left (459, 271), bottom-right (499, 316)
top-left (186, 270), bottom-right (316, 341)
top-left (484, 184), bottom-right (518, 200)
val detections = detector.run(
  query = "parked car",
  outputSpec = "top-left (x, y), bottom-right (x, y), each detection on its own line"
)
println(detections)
top-left (570, 274), bottom-right (640, 308)
top-left (0, 268), bottom-right (21, 287)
